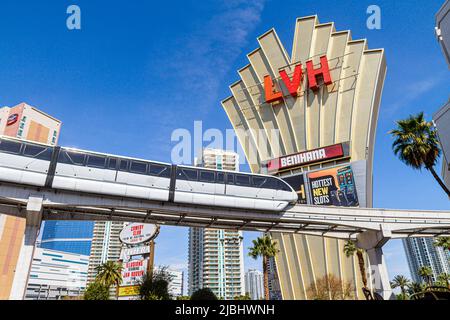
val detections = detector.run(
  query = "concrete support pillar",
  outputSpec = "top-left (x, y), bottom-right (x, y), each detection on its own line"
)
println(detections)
top-left (9, 196), bottom-right (43, 300)
top-left (356, 226), bottom-right (394, 300)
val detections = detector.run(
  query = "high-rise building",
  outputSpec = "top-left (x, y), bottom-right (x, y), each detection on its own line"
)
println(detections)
top-left (245, 269), bottom-right (264, 300)
top-left (87, 221), bottom-right (125, 283)
top-left (188, 149), bottom-right (245, 300)
top-left (167, 269), bottom-right (184, 298)
top-left (0, 102), bottom-right (62, 299)
top-left (403, 238), bottom-right (450, 284)
top-left (25, 248), bottom-right (89, 300)
top-left (436, 0), bottom-right (450, 67)
top-left (39, 221), bottom-right (94, 256)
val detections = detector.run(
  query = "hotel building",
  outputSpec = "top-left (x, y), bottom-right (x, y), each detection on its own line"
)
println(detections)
top-left (188, 149), bottom-right (245, 300)
top-left (403, 237), bottom-right (450, 284)
top-left (39, 221), bottom-right (94, 256)
top-left (25, 248), bottom-right (89, 300)
top-left (87, 221), bottom-right (125, 283)
top-left (245, 269), bottom-right (264, 300)
top-left (0, 103), bottom-right (61, 299)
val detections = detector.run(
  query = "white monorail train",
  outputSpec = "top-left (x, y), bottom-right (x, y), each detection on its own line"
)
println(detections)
top-left (0, 136), bottom-right (297, 211)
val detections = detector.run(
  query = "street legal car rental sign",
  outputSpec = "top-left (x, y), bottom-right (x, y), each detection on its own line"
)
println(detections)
top-left (264, 55), bottom-right (332, 104)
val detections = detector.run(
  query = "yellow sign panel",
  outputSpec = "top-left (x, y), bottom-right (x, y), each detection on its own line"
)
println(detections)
top-left (118, 285), bottom-right (140, 297)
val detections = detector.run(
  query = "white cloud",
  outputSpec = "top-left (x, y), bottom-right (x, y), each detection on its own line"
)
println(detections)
top-left (163, 0), bottom-right (266, 114)
top-left (386, 73), bottom-right (446, 116)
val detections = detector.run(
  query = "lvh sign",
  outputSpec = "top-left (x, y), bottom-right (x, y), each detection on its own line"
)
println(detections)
top-left (264, 55), bottom-right (332, 104)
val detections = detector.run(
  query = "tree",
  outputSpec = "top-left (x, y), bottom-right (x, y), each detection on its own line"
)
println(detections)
top-left (390, 275), bottom-right (411, 298)
top-left (95, 261), bottom-right (123, 299)
top-left (248, 235), bottom-right (279, 300)
top-left (407, 282), bottom-right (425, 295)
top-left (389, 112), bottom-right (450, 197)
top-left (190, 288), bottom-right (218, 300)
top-left (83, 281), bottom-right (110, 300)
top-left (436, 273), bottom-right (450, 289)
top-left (306, 274), bottom-right (354, 300)
top-left (176, 296), bottom-right (191, 300)
top-left (418, 266), bottom-right (433, 287)
top-left (138, 267), bottom-right (173, 300)
top-left (433, 237), bottom-right (450, 251)
top-left (343, 240), bottom-right (368, 288)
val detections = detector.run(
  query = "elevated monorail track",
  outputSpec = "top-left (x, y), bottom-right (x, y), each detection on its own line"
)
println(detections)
top-left (1, 181), bottom-right (449, 239)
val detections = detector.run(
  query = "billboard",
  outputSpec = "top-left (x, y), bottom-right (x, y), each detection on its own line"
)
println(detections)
top-left (122, 258), bottom-right (148, 286)
top-left (307, 165), bottom-right (359, 207)
top-left (118, 285), bottom-right (140, 297)
top-left (281, 174), bottom-right (307, 204)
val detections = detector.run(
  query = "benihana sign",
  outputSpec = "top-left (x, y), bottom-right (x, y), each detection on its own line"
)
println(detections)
top-left (266, 142), bottom-right (348, 173)
top-left (264, 55), bottom-right (332, 104)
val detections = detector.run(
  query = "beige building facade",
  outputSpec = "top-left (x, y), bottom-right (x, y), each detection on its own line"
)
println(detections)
top-left (222, 16), bottom-right (386, 299)
top-left (0, 103), bottom-right (61, 299)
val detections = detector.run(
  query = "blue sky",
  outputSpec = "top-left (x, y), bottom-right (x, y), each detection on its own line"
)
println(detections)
top-left (2, 0), bottom-right (449, 291)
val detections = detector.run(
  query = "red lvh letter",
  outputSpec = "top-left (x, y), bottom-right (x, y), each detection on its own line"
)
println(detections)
top-left (306, 55), bottom-right (332, 91)
top-left (264, 75), bottom-right (283, 103)
top-left (279, 64), bottom-right (303, 97)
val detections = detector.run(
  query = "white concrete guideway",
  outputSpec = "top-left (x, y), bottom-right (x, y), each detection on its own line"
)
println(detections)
top-left (1, 181), bottom-right (450, 300)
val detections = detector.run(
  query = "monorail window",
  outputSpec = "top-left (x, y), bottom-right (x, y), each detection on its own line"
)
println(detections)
top-left (149, 164), bottom-right (170, 178)
top-left (108, 158), bottom-right (117, 170)
top-left (262, 177), bottom-right (278, 189)
top-left (130, 161), bottom-right (147, 174)
top-left (87, 155), bottom-right (107, 168)
top-left (216, 172), bottom-right (225, 183)
top-left (0, 140), bottom-right (22, 154)
top-left (200, 171), bottom-right (215, 183)
top-left (23, 145), bottom-right (52, 161)
top-left (177, 168), bottom-right (198, 181)
top-left (252, 176), bottom-right (266, 188)
top-left (235, 174), bottom-right (250, 187)
top-left (226, 173), bottom-right (235, 184)
top-left (119, 160), bottom-right (129, 171)
top-left (67, 152), bottom-right (85, 165)
top-left (278, 180), bottom-right (292, 192)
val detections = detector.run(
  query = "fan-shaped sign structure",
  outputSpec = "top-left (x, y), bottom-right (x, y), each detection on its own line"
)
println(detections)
top-left (222, 15), bottom-right (386, 300)
top-left (222, 15), bottom-right (386, 184)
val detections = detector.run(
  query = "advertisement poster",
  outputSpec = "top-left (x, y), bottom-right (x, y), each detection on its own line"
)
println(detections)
top-left (122, 258), bottom-right (148, 286)
top-left (307, 165), bottom-right (359, 207)
top-left (281, 174), bottom-right (307, 204)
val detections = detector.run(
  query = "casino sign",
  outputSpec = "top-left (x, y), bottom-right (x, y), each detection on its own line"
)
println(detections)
top-left (222, 15), bottom-right (386, 300)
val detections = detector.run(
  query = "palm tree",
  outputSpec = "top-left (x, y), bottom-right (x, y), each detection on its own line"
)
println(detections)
top-left (407, 282), bottom-right (425, 295)
top-left (95, 261), bottom-right (123, 299)
top-left (390, 275), bottom-right (411, 297)
top-left (437, 273), bottom-right (450, 289)
top-left (433, 237), bottom-right (450, 251)
top-left (389, 112), bottom-right (450, 197)
top-left (248, 235), bottom-right (279, 300)
top-left (418, 266), bottom-right (433, 288)
top-left (343, 240), bottom-right (368, 288)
